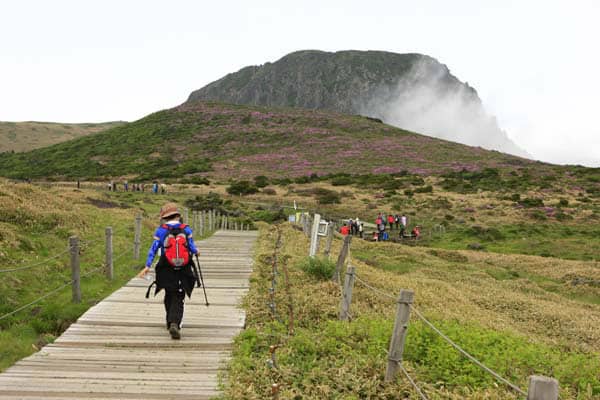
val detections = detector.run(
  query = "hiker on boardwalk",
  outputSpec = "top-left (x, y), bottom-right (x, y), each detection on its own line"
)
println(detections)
top-left (358, 222), bottom-right (364, 239)
top-left (401, 214), bottom-right (407, 229)
top-left (138, 203), bottom-right (199, 340)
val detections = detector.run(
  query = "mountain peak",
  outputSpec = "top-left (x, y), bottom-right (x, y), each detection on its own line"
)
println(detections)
top-left (187, 49), bottom-right (527, 157)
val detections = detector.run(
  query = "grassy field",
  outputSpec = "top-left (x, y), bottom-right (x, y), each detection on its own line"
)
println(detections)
top-left (219, 223), bottom-right (600, 399)
top-left (1, 177), bottom-right (598, 399)
top-left (0, 180), bottom-right (213, 371)
top-left (0, 121), bottom-right (126, 153)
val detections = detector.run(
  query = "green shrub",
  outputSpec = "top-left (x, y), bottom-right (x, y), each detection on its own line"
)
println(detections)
top-left (254, 175), bottom-right (269, 188)
top-left (184, 192), bottom-right (224, 211)
top-left (314, 188), bottom-right (341, 204)
top-left (519, 197), bottom-right (544, 208)
top-left (261, 188), bottom-right (276, 195)
top-left (250, 208), bottom-right (287, 223)
top-left (227, 180), bottom-right (259, 196)
top-left (414, 185), bottom-right (433, 193)
top-left (331, 176), bottom-right (354, 186)
top-left (297, 256), bottom-right (336, 280)
top-left (558, 198), bottom-right (569, 207)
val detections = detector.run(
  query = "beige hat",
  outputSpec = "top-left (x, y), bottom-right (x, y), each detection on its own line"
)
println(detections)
top-left (160, 202), bottom-right (180, 219)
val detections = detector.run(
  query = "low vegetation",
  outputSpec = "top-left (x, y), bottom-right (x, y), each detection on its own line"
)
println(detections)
top-left (220, 223), bottom-right (600, 399)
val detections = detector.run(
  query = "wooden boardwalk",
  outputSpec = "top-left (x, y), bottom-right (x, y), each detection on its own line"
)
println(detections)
top-left (0, 230), bottom-right (258, 400)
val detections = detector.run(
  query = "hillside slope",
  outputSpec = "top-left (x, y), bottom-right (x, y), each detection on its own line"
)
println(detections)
top-left (0, 121), bottom-right (126, 153)
top-left (0, 101), bottom-right (536, 181)
top-left (187, 50), bottom-right (527, 157)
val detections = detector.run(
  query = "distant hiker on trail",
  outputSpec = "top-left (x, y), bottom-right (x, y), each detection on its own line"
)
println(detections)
top-left (401, 214), bottom-right (407, 229)
top-left (138, 203), bottom-right (200, 340)
top-left (152, 182), bottom-right (158, 194)
top-left (377, 221), bottom-right (385, 241)
top-left (348, 218), bottom-right (355, 235)
top-left (161, 183), bottom-right (167, 194)
top-left (387, 214), bottom-right (395, 230)
top-left (394, 215), bottom-right (400, 230)
top-left (375, 213), bottom-right (383, 226)
top-left (340, 224), bottom-right (350, 236)
top-left (358, 223), bottom-right (364, 239)
top-left (411, 226), bottom-right (421, 239)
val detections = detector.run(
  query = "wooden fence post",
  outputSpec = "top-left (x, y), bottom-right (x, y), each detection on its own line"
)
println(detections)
top-left (105, 227), bottom-right (113, 280)
top-left (527, 376), bottom-right (559, 400)
top-left (338, 264), bottom-right (356, 321)
top-left (133, 214), bottom-right (142, 260)
top-left (70, 236), bottom-right (81, 303)
top-left (183, 207), bottom-right (189, 224)
top-left (209, 210), bottom-right (213, 232)
top-left (302, 214), bottom-right (310, 237)
top-left (385, 289), bottom-right (414, 382)
top-left (309, 213), bottom-right (321, 257)
top-left (324, 224), bottom-right (334, 257)
top-left (332, 235), bottom-right (352, 283)
top-left (200, 210), bottom-right (205, 236)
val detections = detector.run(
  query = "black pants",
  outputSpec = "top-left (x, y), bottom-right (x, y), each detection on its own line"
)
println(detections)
top-left (164, 290), bottom-right (185, 328)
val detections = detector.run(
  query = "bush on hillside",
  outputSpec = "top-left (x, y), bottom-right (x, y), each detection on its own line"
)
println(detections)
top-left (297, 256), bottom-right (336, 280)
top-left (254, 175), bottom-right (269, 188)
top-left (519, 197), bottom-right (544, 208)
top-left (262, 187), bottom-right (277, 195)
top-left (184, 192), bottom-right (224, 211)
top-left (227, 180), bottom-right (259, 196)
top-left (314, 188), bottom-right (341, 204)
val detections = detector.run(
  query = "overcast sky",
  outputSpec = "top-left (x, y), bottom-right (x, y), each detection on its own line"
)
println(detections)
top-left (1, 0), bottom-right (599, 166)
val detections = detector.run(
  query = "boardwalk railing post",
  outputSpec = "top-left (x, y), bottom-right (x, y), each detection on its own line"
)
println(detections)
top-left (338, 264), bottom-right (356, 321)
top-left (183, 207), bottom-right (189, 225)
top-left (324, 223), bottom-right (334, 257)
top-left (105, 227), bottom-right (113, 280)
top-left (70, 236), bottom-right (81, 303)
top-left (527, 376), bottom-right (559, 400)
top-left (302, 214), bottom-right (310, 237)
top-left (332, 235), bottom-right (352, 283)
top-left (200, 210), bottom-right (205, 236)
top-left (309, 213), bottom-right (321, 257)
top-left (385, 289), bottom-right (414, 382)
top-left (209, 210), bottom-right (213, 232)
top-left (134, 214), bottom-right (142, 260)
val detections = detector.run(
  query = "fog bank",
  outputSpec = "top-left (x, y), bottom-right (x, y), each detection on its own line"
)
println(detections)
top-left (358, 58), bottom-right (529, 158)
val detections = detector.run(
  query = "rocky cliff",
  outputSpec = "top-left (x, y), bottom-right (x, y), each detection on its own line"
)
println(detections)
top-left (187, 50), bottom-right (527, 157)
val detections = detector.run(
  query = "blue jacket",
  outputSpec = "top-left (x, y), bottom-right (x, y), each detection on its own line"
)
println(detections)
top-left (145, 222), bottom-right (198, 268)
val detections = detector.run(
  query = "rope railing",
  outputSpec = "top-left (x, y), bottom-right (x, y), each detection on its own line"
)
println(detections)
top-left (0, 279), bottom-right (73, 321)
top-left (0, 214), bottom-right (147, 323)
top-left (350, 271), bottom-right (528, 398)
top-left (0, 247), bottom-right (72, 273)
top-left (410, 305), bottom-right (527, 397)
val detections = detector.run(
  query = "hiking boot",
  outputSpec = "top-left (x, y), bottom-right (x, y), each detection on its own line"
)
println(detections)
top-left (168, 323), bottom-right (181, 340)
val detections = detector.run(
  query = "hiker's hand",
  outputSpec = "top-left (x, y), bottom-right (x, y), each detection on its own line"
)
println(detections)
top-left (137, 267), bottom-right (150, 278)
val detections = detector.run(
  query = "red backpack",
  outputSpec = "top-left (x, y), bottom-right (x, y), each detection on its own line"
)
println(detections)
top-left (161, 224), bottom-right (190, 268)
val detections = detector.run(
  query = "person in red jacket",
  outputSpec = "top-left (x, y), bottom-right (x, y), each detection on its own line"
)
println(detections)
top-left (387, 214), bottom-right (395, 230)
top-left (411, 226), bottom-right (421, 239)
top-left (340, 224), bottom-right (350, 235)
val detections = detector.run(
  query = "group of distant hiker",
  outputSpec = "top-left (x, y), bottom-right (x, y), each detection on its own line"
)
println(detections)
top-left (340, 217), bottom-right (364, 238)
top-left (339, 213), bottom-right (421, 242)
top-left (107, 181), bottom-right (167, 193)
top-left (373, 213), bottom-right (420, 241)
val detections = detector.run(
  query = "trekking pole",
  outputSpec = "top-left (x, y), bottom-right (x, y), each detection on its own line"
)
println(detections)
top-left (194, 254), bottom-right (209, 306)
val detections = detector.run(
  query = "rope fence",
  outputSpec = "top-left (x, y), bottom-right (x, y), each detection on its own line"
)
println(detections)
top-left (297, 212), bottom-right (560, 400)
top-left (0, 214), bottom-right (147, 322)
